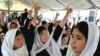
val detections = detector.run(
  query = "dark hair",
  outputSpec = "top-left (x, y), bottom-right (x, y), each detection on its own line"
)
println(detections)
top-left (24, 8), bottom-right (28, 12)
top-left (42, 21), bottom-right (47, 25)
top-left (72, 21), bottom-right (88, 40)
top-left (65, 27), bottom-right (71, 31)
top-left (62, 33), bottom-right (67, 39)
top-left (37, 26), bottom-right (46, 34)
top-left (15, 30), bottom-right (22, 37)
top-left (10, 22), bottom-right (17, 27)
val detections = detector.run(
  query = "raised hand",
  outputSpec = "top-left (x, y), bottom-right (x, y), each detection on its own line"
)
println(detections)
top-left (32, 2), bottom-right (41, 11)
top-left (32, 2), bottom-right (41, 19)
top-left (58, 5), bottom-right (73, 28)
top-left (66, 4), bottom-right (73, 13)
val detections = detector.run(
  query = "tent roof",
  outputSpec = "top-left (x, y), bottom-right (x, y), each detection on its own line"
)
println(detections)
top-left (0, 0), bottom-right (100, 11)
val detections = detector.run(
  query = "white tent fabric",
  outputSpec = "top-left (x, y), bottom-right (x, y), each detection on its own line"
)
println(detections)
top-left (0, 0), bottom-right (100, 11)
top-left (0, 0), bottom-right (30, 11)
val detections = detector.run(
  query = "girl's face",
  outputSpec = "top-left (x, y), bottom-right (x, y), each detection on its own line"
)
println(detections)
top-left (10, 24), bottom-right (17, 29)
top-left (71, 28), bottom-right (87, 54)
top-left (39, 30), bottom-right (48, 44)
top-left (62, 37), bottom-right (69, 46)
top-left (66, 29), bottom-right (71, 36)
top-left (14, 33), bottom-right (24, 49)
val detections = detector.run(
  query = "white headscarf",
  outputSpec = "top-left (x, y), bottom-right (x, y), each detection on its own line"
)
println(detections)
top-left (1, 29), bottom-right (28, 56)
top-left (12, 19), bottom-right (20, 28)
top-left (7, 22), bottom-right (12, 30)
top-left (31, 27), bottom-right (62, 56)
top-left (57, 27), bottom-right (68, 50)
top-left (66, 22), bottom-right (100, 56)
top-left (7, 19), bottom-right (20, 30)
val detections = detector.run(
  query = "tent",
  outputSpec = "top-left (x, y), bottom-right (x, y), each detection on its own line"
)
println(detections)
top-left (0, 0), bottom-right (100, 11)
top-left (0, 0), bottom-right (100, 26)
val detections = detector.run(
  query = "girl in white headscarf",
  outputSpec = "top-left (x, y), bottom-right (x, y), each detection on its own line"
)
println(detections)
top-left (66, 21), bottom-right (100, 56)
top-left (7, 22), bottom-right (18, 30)
top-left (31, 26), bottom-right (62, 56)
top-left (12, 19), bottom-right (21, 28)
top-left (7, 19), bottom-right (21, 30)
top-left (1, 29), bottom-right (28, 56)
top-left (56, 26), bottom-right (69, 56)
top-left (58, 33), bottom-right (69, 56)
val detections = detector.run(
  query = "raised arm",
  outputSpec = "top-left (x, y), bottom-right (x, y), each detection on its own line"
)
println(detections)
top-left (31, 2), bottom-right (41, 27)
top-left (59, 7), bottom-right (73, 28)
top-left (33, 2), bottom-right (41, 19)
top-left (52, 7), bottom-right (73, 41)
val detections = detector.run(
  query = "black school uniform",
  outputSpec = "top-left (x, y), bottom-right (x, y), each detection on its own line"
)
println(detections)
top-left (60, 47), bottom-right (67, 56)
top-left (36, 49), bottom-right (50, 56)
top-left (20, 19), bottom-right (35, 56)
top-left (48, 23), bottom-right (54, 34)
top-left (52, 25), bottom-right (63, 42)
top-left (21, 12), bottom-right (28, 25)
